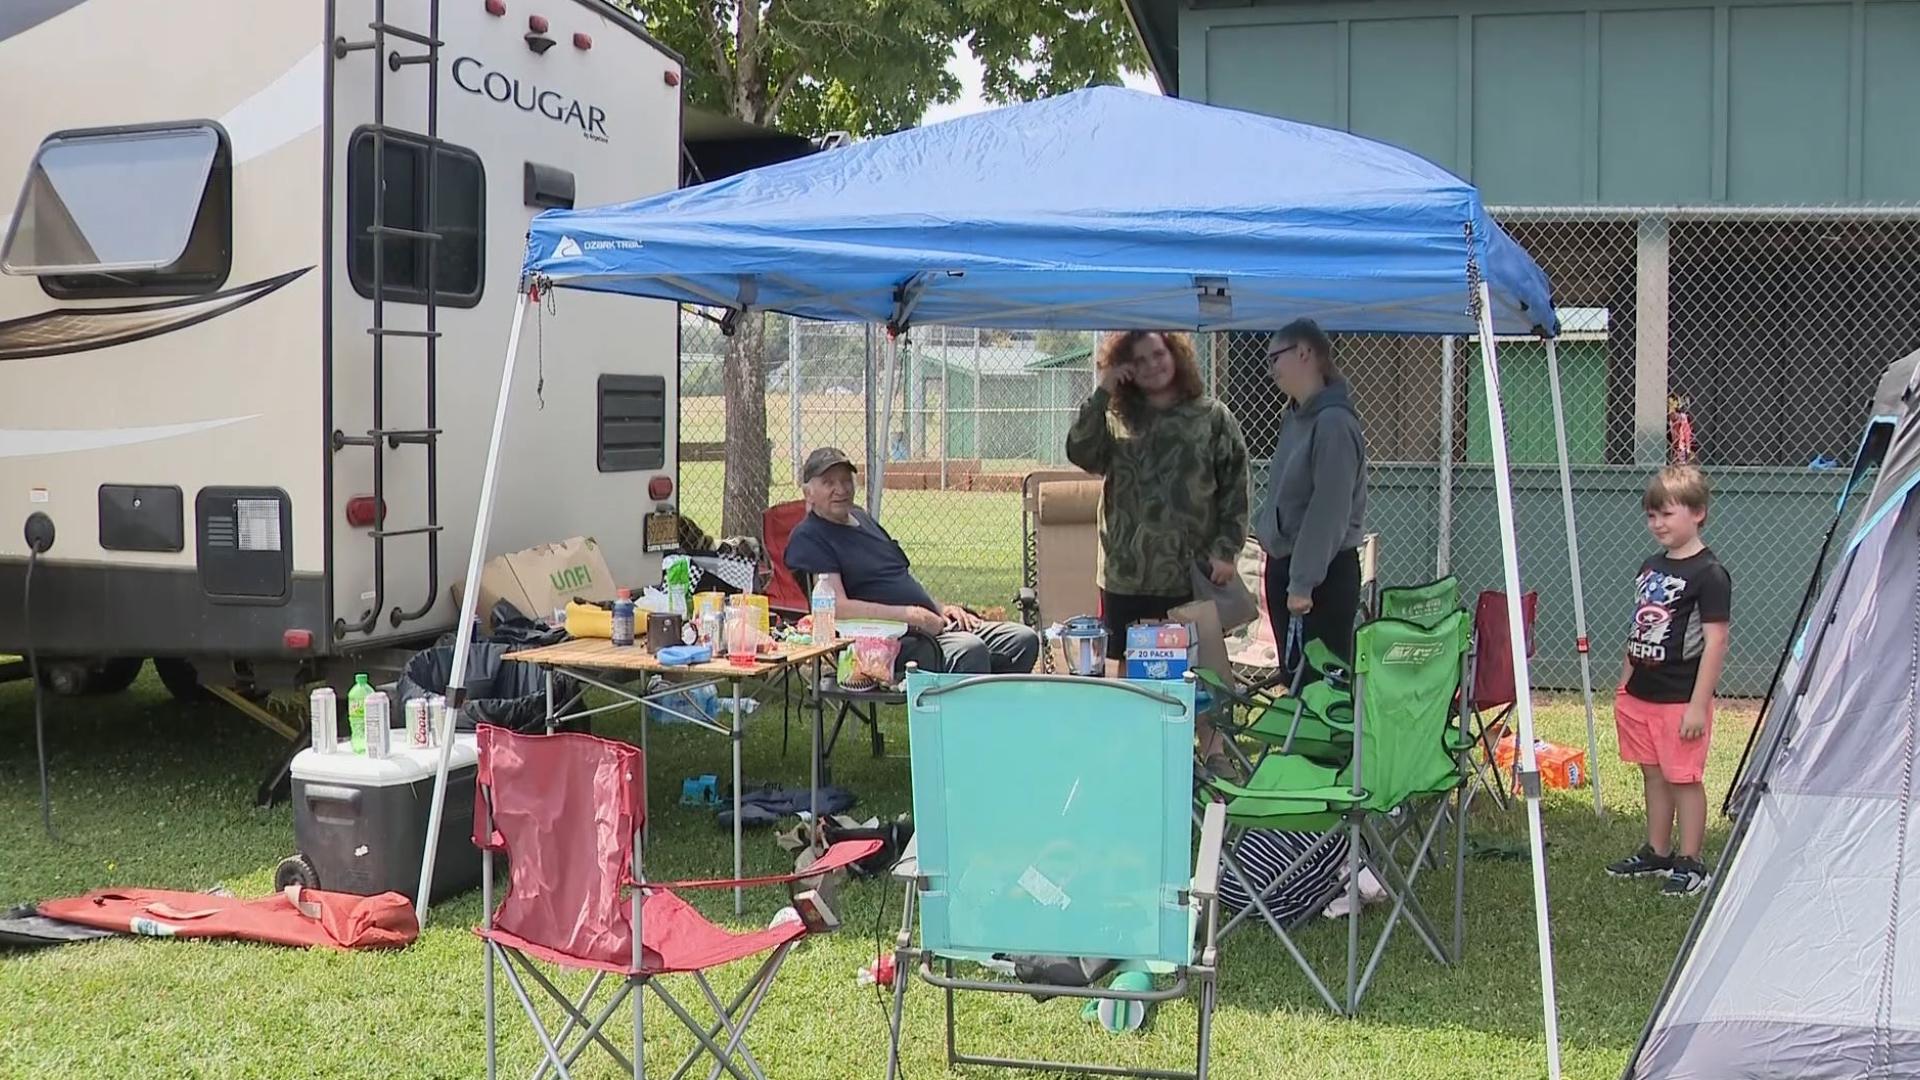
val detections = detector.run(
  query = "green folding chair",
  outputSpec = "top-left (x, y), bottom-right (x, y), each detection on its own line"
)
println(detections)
top-left (1200, 611), bottom-right (1471, 1015)
top-left (887, 670), bottom-right (1225, 1080)
top-left (1378, 576), bottom-right (1463, 629)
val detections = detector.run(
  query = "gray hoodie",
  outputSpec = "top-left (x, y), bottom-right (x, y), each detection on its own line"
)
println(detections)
top-left (1253, 378), bottom-right (1367, 597)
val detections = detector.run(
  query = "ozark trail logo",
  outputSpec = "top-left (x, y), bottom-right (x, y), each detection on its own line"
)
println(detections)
top-left (452, 56), bottom-right (610, 142)
top-left (553, 236), bottom-right (583, 259)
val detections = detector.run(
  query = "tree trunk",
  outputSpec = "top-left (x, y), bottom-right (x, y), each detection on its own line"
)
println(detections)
top-left (720, 313), bottom-right (771, 538)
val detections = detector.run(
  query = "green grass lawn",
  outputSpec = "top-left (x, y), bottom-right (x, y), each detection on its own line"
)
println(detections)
top-left (0, 666), bottom-right (1740, 1079)
top-left (678, 460), bottom-right (1023, 612)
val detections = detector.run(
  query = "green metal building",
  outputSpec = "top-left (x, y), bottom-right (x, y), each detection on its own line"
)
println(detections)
top-left (1125, 0), bottom-right (1920, 692)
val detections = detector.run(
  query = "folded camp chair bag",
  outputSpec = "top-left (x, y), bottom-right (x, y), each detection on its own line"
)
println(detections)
top-left (397, 642), bottom-right (578, 732)
top-left (36, 887), bottom-right (418, 950)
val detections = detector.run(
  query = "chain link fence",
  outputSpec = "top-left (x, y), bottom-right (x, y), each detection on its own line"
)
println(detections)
top-left (679, 207), bottom-right (1920, 694)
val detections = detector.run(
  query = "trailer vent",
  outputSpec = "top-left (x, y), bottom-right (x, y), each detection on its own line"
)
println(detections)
top-left (196, 487), bottom-right (292, 603)
top-left (596, 375), bottom-right (666, 472)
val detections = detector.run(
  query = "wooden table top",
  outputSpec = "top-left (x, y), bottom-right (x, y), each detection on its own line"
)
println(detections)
top-left (503, 636), bottom-right (844, 678)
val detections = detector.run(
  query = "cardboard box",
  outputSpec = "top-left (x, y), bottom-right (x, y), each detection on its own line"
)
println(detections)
top-left (454, 537), bottom-right (616, 631)
top-left (1493, 735), bottom-right (1588, 792)
top-left (1125, 621), bottom-right (1197, 681)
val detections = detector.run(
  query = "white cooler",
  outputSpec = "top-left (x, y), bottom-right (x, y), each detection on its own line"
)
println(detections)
top-left (280, 733), bottom-right (483, 903)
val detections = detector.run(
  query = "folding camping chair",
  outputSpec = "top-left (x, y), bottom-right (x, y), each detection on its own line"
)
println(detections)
top-left (1200, 611), bottom-right (1471, 1015)
top-left (766, 499), bottom-right (895, 770)
top-left (1461, 589), bottom-right (1538, 809)
top-left (1015, 471), bottom-right (1100, 670)
top-left (1243, 569), bottom-right (1457, 770)
top-left (473, 724), bottom-right (880, 1080)
top-left (886, 670), bottom-right (1224, 1079)
top-left (762, 500), bottom-right (813, 749)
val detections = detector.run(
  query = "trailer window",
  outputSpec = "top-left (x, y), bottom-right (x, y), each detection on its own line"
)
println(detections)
top-left (0, 124), bottom-right (231, 297)
top-left (347, 129), bottom-right (485, 307)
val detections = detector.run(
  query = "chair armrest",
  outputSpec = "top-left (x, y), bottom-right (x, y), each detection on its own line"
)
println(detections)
top-left (1192, 801), bottom-right (1226, 901)
top-left (646, 839), bottom-right (883, 891)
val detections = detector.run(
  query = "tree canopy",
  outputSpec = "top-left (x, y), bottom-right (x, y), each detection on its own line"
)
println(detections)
top-left (630, 1), bottom-right (1147, 134)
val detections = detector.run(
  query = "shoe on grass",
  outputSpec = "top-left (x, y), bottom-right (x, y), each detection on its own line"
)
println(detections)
top-left (1605, 845), bottom-right (1672, 879)
top-left (1661, 857), bottom-right (1710, 898)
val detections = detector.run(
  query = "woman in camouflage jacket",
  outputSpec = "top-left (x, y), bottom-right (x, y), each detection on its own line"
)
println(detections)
top-left (1066, 330), bottom-right (1250, 674)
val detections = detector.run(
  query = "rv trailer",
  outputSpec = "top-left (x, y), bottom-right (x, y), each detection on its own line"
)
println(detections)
top-left (0, 0), bottom-right (683, 700)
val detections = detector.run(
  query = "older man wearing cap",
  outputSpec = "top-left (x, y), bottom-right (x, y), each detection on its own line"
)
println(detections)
top-left (784, 447), bottom-right (1040, 675)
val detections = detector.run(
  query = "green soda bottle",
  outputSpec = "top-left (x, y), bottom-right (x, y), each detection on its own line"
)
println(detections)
top-left (346, 673), bottom-right (373, 753)
top-left (664, 555), bottom-right (693, 619)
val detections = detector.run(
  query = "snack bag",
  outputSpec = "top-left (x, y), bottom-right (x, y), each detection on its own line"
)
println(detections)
top-left (842, 635), bottom-right (902, 690)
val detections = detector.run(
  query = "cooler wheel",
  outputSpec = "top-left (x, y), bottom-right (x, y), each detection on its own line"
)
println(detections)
top-left (273, 853), bottom-right (320, 892)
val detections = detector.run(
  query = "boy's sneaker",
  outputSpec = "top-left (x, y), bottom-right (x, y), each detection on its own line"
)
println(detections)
top-left (1661, 857), bottom-right (1710, 898)
top-left (1606, 844), bottom-right (1672, 879)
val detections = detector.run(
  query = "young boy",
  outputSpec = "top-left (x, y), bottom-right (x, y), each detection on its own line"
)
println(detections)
top-left (1606, 465), bottom-right (1732, 897)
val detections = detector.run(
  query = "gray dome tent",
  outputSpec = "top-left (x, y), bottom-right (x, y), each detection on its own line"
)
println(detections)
top-left (1628, 348), bottom-right (1920, 1078)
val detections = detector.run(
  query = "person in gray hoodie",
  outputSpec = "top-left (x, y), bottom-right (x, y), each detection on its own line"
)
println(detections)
top-left (1255, 318), bottom-right (1367, 668)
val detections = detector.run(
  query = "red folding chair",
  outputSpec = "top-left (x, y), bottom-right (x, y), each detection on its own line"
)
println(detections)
top-left (1466, 590), bottom-right (1538, 808)
top-left (473, 724), bottom-right (879, 1080)
top-left (760, 500), bottom-right (810, 618)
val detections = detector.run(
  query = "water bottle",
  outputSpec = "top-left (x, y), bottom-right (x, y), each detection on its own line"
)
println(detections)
top-left (612, 588), bottom-right (636, 647)
top-left (346, 673), bottom-right (372, 753)
top-left (811, 577), bottom-right (837, 644)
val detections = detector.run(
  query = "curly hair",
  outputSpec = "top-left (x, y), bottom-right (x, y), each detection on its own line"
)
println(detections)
top-left (1096, 331), bottom-right (1206, 421)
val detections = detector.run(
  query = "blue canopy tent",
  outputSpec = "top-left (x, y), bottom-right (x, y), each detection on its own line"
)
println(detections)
top-left (416, 87), bottom-right (1589, 1078)
top-left (518, 88), bottom-right (1554, 337)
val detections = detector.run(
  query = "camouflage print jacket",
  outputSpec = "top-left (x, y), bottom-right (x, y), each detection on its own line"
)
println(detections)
top-left (1065, 389), bottom-right (1251, 596)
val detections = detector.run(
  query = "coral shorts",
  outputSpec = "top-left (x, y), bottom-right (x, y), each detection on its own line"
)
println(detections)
top-left (1615, 689), bottom-right (1710, 785)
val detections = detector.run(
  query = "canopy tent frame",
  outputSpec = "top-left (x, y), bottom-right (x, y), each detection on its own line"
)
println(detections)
top-left (407, 87), bottom-right (1609, 1078)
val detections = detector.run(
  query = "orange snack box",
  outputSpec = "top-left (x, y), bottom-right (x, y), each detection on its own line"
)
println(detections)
top-left (1493, 734), bottom-right (1588, 792)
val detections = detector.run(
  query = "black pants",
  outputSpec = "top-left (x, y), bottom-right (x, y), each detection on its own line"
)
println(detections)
top-left (1266, 548), bottom-right (1362, 673)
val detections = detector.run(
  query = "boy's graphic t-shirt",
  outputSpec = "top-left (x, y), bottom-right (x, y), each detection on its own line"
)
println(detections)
top-left (1626, 547), bottom-right (1732, 703)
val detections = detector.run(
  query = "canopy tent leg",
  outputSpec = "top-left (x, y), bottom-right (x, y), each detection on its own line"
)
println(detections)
top-left (873, 331), bottom-right (899, 518)
top-left (1544, 339), bottom-right (1604, 816)
top-left (1436, 336), bottom-right (1455, 578)
top-left (1474, 282), bottom-right (1564, 1080)
top-left (414, 284), bottom-right (534, 924)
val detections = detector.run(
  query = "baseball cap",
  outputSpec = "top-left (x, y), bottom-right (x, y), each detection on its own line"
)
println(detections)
top-left (801, 446), bottom-right (857, 483)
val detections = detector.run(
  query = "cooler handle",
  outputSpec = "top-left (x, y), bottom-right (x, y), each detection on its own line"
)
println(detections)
top-left (304, 784), bottom-right (364, 807)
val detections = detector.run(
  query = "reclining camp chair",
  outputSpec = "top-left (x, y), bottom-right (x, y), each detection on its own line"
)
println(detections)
top-left (473, 724), bottom-right (880, 1080)
top-left (1199, 611), bottom-right (1471, 1016)
top-left (1016, 471), bottom-right (1100, 667)
top-left (887, 670), bottom-right (1225, 1079)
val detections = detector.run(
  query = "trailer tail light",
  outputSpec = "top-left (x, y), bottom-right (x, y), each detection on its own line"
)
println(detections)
top-left (345, 496), bottom-right (384, 528)
top-left (528, 13), bottom-right (549, 32)
top-left (283, 629), bottom-right (314, 652)
top-left (664, 69), bottom-right (680, 87)
top-left (484, 0), bottom-right (505, 14)
top-left (573, 32), bottom-right (591, 50)
top-left (649, 476), bottom-right (674, 501)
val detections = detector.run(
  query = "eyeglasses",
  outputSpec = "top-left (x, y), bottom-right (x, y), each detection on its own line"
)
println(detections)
top-left (1266, 343), bottom-right (1299, 364)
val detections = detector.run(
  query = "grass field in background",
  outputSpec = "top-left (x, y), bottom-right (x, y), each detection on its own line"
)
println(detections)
top-left (678, 460), bottom-right (1024, 611)
top-left (1, 664), bottom-right (1745, 1079)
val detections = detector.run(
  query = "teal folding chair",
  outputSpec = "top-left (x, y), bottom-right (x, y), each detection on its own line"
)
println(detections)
top-left (1201, 611), bottom-right (1471, 1015)
top-left (886, 670), bottom-right (1225, 1080)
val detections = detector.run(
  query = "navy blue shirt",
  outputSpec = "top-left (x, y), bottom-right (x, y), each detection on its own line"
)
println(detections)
top-left (783, 509), bottom-right (939, 613)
